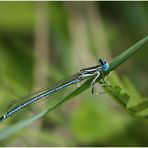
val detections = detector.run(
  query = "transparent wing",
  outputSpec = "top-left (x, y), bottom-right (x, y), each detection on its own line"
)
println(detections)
top-left (0, 72), bottom-right (82, 122)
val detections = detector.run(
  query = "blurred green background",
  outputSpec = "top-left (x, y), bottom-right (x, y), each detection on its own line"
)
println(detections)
top-left (0, 1), bottom-right (148, 146)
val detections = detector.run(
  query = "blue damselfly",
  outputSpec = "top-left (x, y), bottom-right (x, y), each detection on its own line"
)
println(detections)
top-left (0, 58), bottom-right (109, 122)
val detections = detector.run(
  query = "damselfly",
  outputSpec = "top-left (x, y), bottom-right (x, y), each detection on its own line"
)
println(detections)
top-left (0, 58), bottom-right (109, 122)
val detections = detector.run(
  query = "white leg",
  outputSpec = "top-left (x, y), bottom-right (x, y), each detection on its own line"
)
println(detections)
top-left (91, 73), bottom-right (100, 94)
top-left (91, 72), bottom-right (109, 95)
top-left (91, 74), bottom-right (100, 86)
top-left (91, 71), bottom-right (100, 86)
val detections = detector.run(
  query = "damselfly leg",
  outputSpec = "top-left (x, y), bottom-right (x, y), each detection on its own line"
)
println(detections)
top-left (91, 70), bottom-right (109, 95)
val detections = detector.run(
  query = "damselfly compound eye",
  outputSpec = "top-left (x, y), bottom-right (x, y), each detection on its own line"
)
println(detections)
top-left (98, 58), bottom-right (109, 71)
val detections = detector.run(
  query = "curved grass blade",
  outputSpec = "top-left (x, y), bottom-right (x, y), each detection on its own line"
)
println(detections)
top-left (0, 35), bottom-right (148, 140)
top-left (0, 78), bottom-right (92, 140)
top-left (108, 35), bottom-right (148, 72)
top-left (0, 108), bottom-right (48, 140)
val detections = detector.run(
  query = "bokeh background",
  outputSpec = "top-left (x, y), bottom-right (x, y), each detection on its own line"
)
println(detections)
top-left (0, 1), bottom-right (148, 146)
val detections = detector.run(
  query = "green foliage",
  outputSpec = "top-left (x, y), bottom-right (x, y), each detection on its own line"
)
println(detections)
top-left (0, 2), bottom-right (34, 33)
top-left (108, 35), bottom-right (148, 72)
top-left (70, 97), bottom-right (130, 144)
top-left (106, 72), bottom-right (148, 118)
top-left (101, 35), bottom-right (148, 118)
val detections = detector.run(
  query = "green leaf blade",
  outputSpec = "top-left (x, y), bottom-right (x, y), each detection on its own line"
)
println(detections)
top-left (109, 35), bottom-right (148, 71)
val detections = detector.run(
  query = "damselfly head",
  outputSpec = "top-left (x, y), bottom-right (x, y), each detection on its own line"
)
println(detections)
top-left (98, 58), bottom-right (109, 71)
